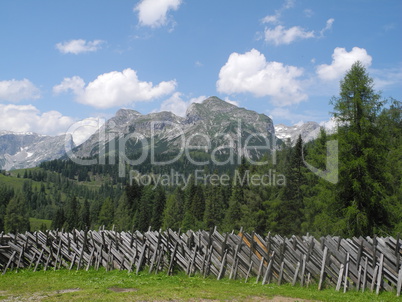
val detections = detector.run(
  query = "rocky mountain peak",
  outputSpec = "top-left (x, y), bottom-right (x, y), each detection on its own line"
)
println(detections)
top-left (202, 96), bottom-right (237, 111)
top-left (115, 108), bottom-right (141, 118)
top-left (185, 96), bottom-right (235, 117)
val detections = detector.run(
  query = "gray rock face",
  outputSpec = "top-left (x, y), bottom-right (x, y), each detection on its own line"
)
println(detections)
top-left (0, 131), bottom-right (74, 170)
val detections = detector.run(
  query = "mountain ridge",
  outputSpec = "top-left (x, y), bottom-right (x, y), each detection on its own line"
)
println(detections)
top-left (1, 97), bottom-right (331, 170)
top-left (0, 132), bottom-right (74, 170)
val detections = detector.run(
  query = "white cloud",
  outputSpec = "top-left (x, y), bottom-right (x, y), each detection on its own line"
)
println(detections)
top-left (0, 79), bottom-right (41, 102)
top-left (159, 92), bottom-right (206, 116)
top-left (262, 0), bottom-right (294, 24)
top-left (316, 47), bottom-right (372, 81)
top-left (56, 39), bottom-right (104, 54)
top-left (270, 107), bottom-right (333, 127)
top-left (135, 0), bottom-right (182, 28)
top-left (283, 0), bottom-right (295, 10)
top-left (223, 97), bottom-right (239, 107)
top-left (261, 15), bottom-right (279, 24)
top-left (264, 18), bottom-right (334, 45)
top-left (371, 64), bottom-right (402, 91)
top-left (0, 104), bottom-right (75, 136)
top-left (0, 104), bottom-right (104, 144)
top-left (264, 25), bottom-right (315, 45)
top-left (270, 107), bottom-right (312, 124)
top-left (304, 9), bottom-right (314, 18)
top-left (54, 68), bottom-right (177, 109)
top-left (216, 49), bottom-right (307, 106)
top-left (53, 76), bottom-right (85, 95)
top-left (319, 117), bottom-right (338, 133)
top-left (319, 18), bottom-right (334, 37)
top-left (65, 117), bottom-right (105, 145)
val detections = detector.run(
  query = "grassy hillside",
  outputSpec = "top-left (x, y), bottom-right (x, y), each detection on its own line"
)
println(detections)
top-left (29, 217), bottom-right (52, 231)
top-left (0, 170), bottom-right (40, 190)
top-left (0, 269), bottom-right (397, 302)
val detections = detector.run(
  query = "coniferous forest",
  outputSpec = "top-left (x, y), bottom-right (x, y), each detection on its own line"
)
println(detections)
top-left (0, 62), bottom-right (401, 238)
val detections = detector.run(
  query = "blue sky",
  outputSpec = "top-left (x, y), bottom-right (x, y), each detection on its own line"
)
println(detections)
top-left (0, 0), bottom-right (401, 143)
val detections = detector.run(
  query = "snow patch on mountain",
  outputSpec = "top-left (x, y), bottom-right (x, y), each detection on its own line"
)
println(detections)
top-left (0, 131), bottom-right (74, 170)
top-left (275, 118), bottom-right (338, 146)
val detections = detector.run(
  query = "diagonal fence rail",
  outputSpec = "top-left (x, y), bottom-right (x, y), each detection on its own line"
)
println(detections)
top-left (1, 228), bottom-right (401, 297)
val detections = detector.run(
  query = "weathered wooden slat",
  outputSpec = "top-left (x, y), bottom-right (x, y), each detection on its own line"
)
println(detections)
top-left (292, 261), bottom-right (300, 286)
top-left (167, 242), bottom-right (178, 276)
top-left (255, 256), bottom-right (265, 284)
top-left (217, 250), bottom-right (228, 280)
top-left (371, 265), bottom-right (378, 292)
top-left (343, 253), bottom-right (350, 293)
top-left (34, 249), bottom-right (44, 272)
top-left (376, 253), bottom-right (384, 295)
top-left (356, 264), bottom-right (362, 291)
top-left (300, 254), bottom-right (307, 287)
top-left (335, 263), bottom-right (344, 291)
top-left (318, 246), bottom-right (328, 290)
top-left (244, 260), bottom-right (253, 283)
top-left (262, 252), bottom-right (275, 285)
top-left (397, 265), bottom-right (402, 297)
top-left (362, 256), bottom-right (368, 292)
top-left (278, 261), bottom-right (285, 285)
top-left (2, 250), bottom-right (16, 274)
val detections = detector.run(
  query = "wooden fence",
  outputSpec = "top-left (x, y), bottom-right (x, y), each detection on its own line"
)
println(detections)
top-left (1, 228), bottom-right (401, 297)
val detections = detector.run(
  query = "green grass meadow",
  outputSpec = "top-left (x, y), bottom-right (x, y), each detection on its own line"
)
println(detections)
top-left (29, 218), bottom-right (52, 231)
top-left (0, 269), bottom-right (399, 301)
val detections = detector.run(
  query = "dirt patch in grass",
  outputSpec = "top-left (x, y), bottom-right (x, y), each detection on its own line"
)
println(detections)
top-left (55, 288), bottom-right (81, 294)
top-left (108, 287), bottom-right (139, 293)
top-left (0, 289), bottom-right (81, 301)
top-left (184, 297), bottom-right (319, 302)
top-left (247, 297), bottom-right (319, 302)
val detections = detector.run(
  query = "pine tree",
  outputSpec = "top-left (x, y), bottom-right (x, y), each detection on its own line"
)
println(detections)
top-left (151, 186), bottom-right (166, 230)
top-left (181, 210), bottom-right (196, 231)
top-left (90, 198), bottom-right (102, 228)
top-left (114, 193), bottom-right (132, 231)
top-left (302, 129), bottom-right (340, 236)
top-left (222, 158), bottom-right (248, 232)
top-left (162, 188), bottom-right (184, 230)
top-left (183, 177), bottom-right (205, 228)
top-left (51, 208), bottom-right (66, 230)
top-left (271, 135), bottom-right (307, 236)
top-left (222, 186), bottom-right (243, 232)
top-left (126, 181), bottom-right (142, 211)
top-left (331, 61), bottom-right (388, 236)
top-left (98, 198), bottom-right (114, 229)
top-left (181, 177), bottom-right (197, 230)
top-left (64, 196), bottom-right (79, 231)
top-left (240, 189), bottom-right (265, 233)
top-left (4, 193), bottom-right (30, 233)
top-left (136, 186), bottom-right (154, 232)
top-left (203, 185), bottom-right (225, 229)
top-left (0, 186), bottom-right (14, 232)
top-left (378, 100), bottom-right (402, 233)
top-left (79, 199), bottom-right (91, 229)
top-left (192, 186), bottom-right (205, 221)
